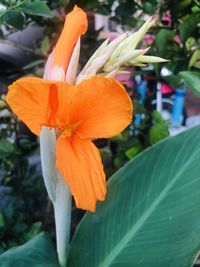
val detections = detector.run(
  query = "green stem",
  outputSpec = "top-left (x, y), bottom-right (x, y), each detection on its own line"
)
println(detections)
top-left (54, 174), bottom-right (72, 267)
top-left (40, 127), bottom-right (72, 267)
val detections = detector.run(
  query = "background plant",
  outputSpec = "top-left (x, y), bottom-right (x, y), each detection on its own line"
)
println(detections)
top-left (0, 0), bottom-right (200, 266)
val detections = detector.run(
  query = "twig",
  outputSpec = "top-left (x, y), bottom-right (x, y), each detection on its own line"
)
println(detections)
top-left (0, 40), bottom-right (46, 58)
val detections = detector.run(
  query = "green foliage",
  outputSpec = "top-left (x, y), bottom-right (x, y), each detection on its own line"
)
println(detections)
top-left (180, 71), bottom-right (200, 97)
top-left (0, 139), bottom-right (15, 159)
top-left (0, 232), bottom-right (59, 267)
top-left (149, 111), bottom-right (169, 145)
top-left (0, 98), bottom-right (49, 250)
top-left (179, 13), bottom-right (200, 42)
top-left (189, 49), bottom-right (200, 69)
top-left (155, 29), bottom-right (175, 58)
top-left (125, 143), bottom-right (142, 160)
top-left (0, 0), bottom-right (52, 33)
top-left (19, 0), bottom-right (52, 18)
top-left (3, 9), bottom-right (25, 29)
top-left (68, 126), bottom-right (200, 267)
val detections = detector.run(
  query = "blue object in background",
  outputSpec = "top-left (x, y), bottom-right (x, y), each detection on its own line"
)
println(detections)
top-left (134, 78), bottom-right (148, 126)
top-left (138, 81), bottom-right (148, 104)
top-left (171, 88), bottom-right (186, 126)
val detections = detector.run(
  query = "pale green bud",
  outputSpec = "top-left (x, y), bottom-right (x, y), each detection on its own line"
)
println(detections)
top-left (126, 16), bottom-right (156, 50)
top-left (77, 16), bottom-right (168, 81)
top-left (135, 55), bottom-right (169, 63)
top-left (125, 59), bottom-right (146, 67)
top-left (80, 38), bottom-right (109, 74)
top-left (104, 49), bottom-right (146, 72)
top-left (76, 33), bottom-right (127, 83)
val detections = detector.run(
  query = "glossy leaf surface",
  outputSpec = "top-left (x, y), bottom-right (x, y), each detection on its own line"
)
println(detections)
top-left (68, 126), bottom-right (200, 267)
top-left (180, 71), bottom-right (200, 97)
top-left (0, 232), bottom-right (59, 267)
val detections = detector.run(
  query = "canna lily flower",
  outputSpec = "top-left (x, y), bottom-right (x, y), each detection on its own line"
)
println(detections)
top-left (6, 77), bottom-right (132, 212)
top-left (6, 7), bottom-right (133, 212)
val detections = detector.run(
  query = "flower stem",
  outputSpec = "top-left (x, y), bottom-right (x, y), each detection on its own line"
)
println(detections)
top-left (54, 173), bottom-right (72, 267)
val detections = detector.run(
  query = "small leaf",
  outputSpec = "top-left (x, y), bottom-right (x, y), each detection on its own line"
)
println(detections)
top-left (189, 49), bottom-right (200, 68)
top-left (0, 9), bottom-right (6, 18)
top-left (179, 13), bottom-right (200, 42)
top-left (185, 37), bottom-right (196, 51)
top-left (149, 111), bottom-right (169, 145)
top-left (164, 75), bottom-right (181, 87)
top-left (0, 232), bottom-right (60, 267)
top-left (192, 5), bottom-right (200, 13)
top-left (41, 36), bottom-right (50, 55)
top-left (0, 100), bottom-right (7, 110)
top-left (23, 59), bottom-right (44, 70)
top-left (180, 71), bottom-right (200, 97)
top-left (0, 139), bottom-right (15, 159)
top-left (149, 121), bottom-right (169, 145)
top-left (143, 2), bottom-right (155, 14)
top-left (3, 9), bottom-right (25, 29)
top-left (19, 0), bottom-right (52, 18)
top-left (155, 29), bottom-right (175, 57)
top-left (152, 110), bottom-right (165, 123)
top-left (176, 0), bottom-right (192, 10)
top-left (125, 145), bottom-right (142, 159)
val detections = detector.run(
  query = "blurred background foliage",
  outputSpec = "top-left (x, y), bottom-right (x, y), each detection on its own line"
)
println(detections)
top-left (0, 0), bottom-right (199, 250)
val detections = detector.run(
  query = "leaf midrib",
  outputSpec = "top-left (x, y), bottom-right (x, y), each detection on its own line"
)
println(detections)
top-left (98, 149), bottom-right (199, 267)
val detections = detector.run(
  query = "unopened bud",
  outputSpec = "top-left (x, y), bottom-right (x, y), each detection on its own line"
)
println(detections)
top-left (135, 55), bottom-right (169, 63)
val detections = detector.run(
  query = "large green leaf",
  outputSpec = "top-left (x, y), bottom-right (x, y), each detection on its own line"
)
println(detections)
top-left (180, 71), bottom-right (200, 97)
top-left (0, 232), bottom-right (59, 267)
top-left (68, 126), bottom-right (200, 267)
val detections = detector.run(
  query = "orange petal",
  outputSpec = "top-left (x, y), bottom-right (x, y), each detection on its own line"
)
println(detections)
top-left (69, 76), bottom-right (133, 139)
top-left (6, 77), bottom-right (72, 135)
top-left (53, 6), bottom-right (88, 72)
top-left (56, 134), bottom-right (106, 212)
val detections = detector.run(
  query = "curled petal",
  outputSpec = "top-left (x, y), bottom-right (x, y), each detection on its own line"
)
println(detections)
top-left (56, 134), bottom-right (106, 212)
top-left (53, 6), bottom-right (88, 72)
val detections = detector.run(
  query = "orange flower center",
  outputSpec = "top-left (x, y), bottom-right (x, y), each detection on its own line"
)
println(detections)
top-left (56, 120), bottom-right (81, 138)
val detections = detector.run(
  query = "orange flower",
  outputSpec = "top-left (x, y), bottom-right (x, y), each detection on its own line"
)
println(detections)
top-left (7, 77), bottom-right (132, 211)
top-left (6, 7), bottom-right (133, 212)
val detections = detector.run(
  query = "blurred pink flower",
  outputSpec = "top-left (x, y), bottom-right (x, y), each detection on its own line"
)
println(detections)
top-left (116, 67), bottom-right (134, 88)
top-left (143, 34), bottom-right (155, 45)
top-left (174, 35), bottom-right (182, 45)
top-left (162, 11), bottom-right (172, 27)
